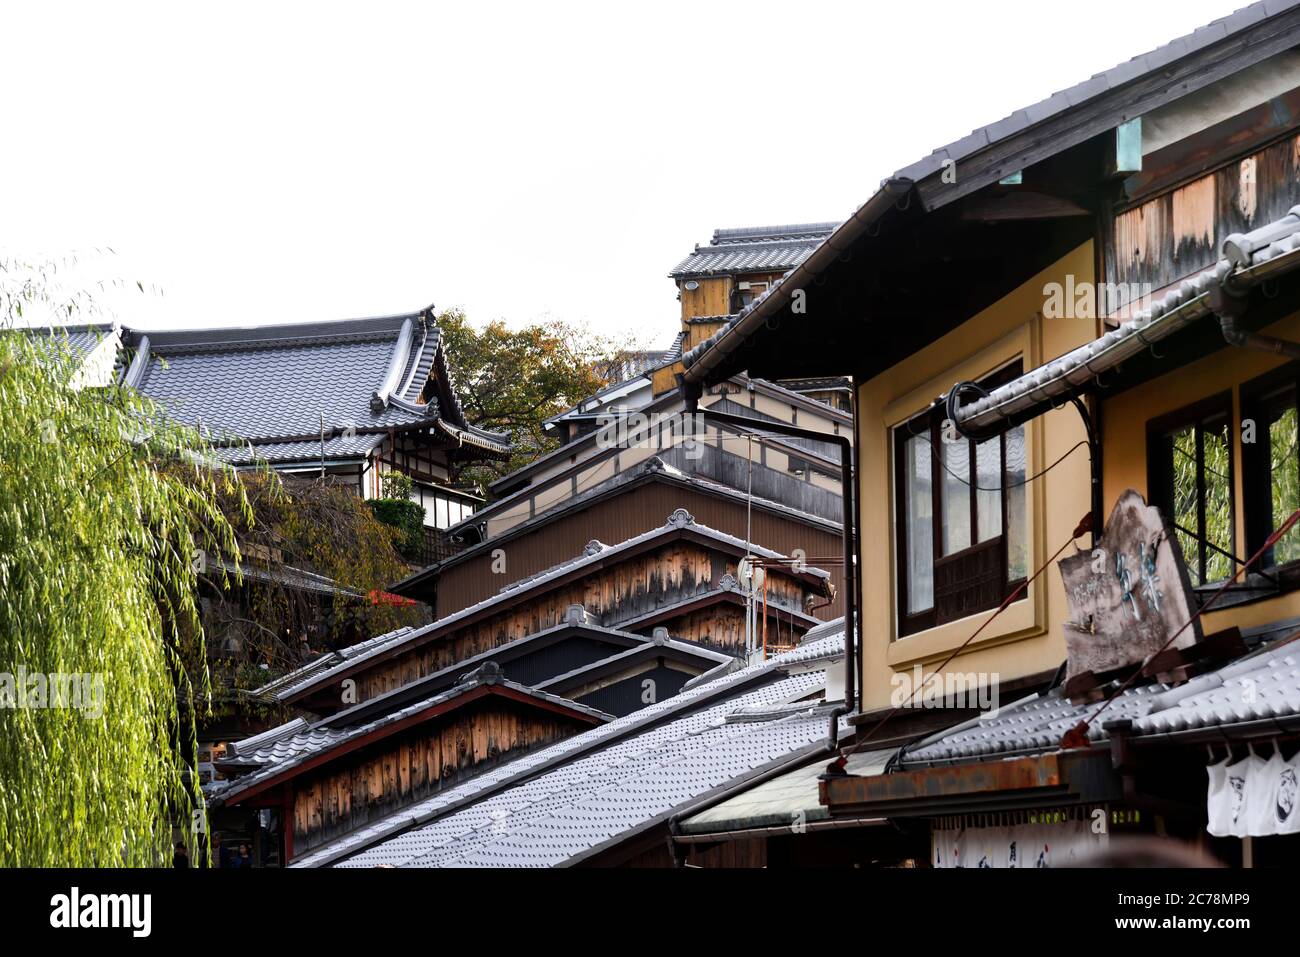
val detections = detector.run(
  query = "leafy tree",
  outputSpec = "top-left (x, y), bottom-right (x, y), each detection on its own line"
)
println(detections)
top-left (365, 472), bottom-right (425, 561)
top-left (434, 308), bottom-right (628, 491)
top-left (0, 327), bottom-right (246, 866)
top-left (199, 470), bottom-right (424, 710)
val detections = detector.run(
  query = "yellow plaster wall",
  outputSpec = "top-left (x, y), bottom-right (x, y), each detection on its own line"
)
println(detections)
top-left (1100, 307), bottom-right (1300, 635)
top-left (856, 243), bottom-right (1098, 711)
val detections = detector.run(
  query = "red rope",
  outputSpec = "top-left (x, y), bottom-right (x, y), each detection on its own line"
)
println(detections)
top-left (833, 513), bottom-right (1093, 765)
top-left (1063, 505), bottom-right (1300, 747)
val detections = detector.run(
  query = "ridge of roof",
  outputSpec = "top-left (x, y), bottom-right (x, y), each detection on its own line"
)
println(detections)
top-left (288, 621), bottom-right (846, 867)
top-left (711, 223), bottom-right (840, 245)
top-left (124, 311), bottom-right (420, 349)
top-left (394, 455), bottom-right (842, 597)
top-left (210, 667), bottom-right (613, 806)
top-left (286, 510), bottom-right (830, 703)
top-left (682, 1), bottom-right (1300, 382)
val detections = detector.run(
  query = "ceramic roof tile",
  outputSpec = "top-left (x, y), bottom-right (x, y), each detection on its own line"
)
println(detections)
top-left (210, 667), bottom-right (611, 805)
top-left (288, 624), bottom-right (846, 866)
top-left (904, 632), bottom-right (1300, 764)
top-left (121, 314), bottom-right (509, 464)
top-left (284, 510), bottom-right (830, 702)
top-left (669, 223), bottom-right (839, 279)
top-left (340, 678), bottom-right (837, 868)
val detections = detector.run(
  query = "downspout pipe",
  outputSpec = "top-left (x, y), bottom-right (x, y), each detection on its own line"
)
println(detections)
top-left (947, 382), bottom-right (1102, 548)
top-left (1211, 282), bottom-right (1300, 360)
top-left (687, 403), bottom-right (858, 719)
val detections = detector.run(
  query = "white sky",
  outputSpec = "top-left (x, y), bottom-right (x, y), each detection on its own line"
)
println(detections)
top-left (4, 0), bottom-right (1243, 350)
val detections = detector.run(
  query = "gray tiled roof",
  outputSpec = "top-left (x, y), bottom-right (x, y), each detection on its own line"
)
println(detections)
top-left (902, 629), bottom-right (1300, 765)
top-left (123, 314), bottom-right (509, 465)
top-left (681, 2), bottom-right (1300, 378)
top-left (660, 330), bottom-right (687, 363)
top-left (677, 746), bottom-right (894, 834)
top-left (289, 622), bottom-right (846, 866)
top-left (209, 666), bottom-right (612, 806)
top-left (18, 321), bottom-right (119, 359)
top-left (207, 433), bottom-right (387, 466)
top-left (287, 509), bottom-right (830, 702)
top-left (955, 202), bottom-right (1300, 432)
top-left (221, 720), bottom-right (345, 769)
top-left (532, 636), bottom-right (734, 693)
top-left (336, 678), bottom-right (837, 867)
top-left (250, 625), bottom-right (418, 700)
top-left (669, 223), bottom-right (839, 279)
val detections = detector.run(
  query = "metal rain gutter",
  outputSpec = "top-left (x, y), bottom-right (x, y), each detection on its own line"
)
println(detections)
top-left (682, 178), bottom-right (914, 386)
top-left (954, 255), bottom-right (1300, 435)
top-left (696, 408), bottom-right (859, 717)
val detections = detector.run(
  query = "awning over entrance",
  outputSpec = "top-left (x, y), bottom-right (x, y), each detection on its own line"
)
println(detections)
top-left (676, 747), bottom-right (894, 842)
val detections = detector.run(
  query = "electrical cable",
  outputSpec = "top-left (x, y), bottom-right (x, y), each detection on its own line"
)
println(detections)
top-left (1064, 505), bottom-right (1300, 746)
top-left (832, 514), bottom-right (1092, 767)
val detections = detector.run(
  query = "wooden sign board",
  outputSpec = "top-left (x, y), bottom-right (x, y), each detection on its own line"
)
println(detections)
top-left (1057, 489), bottom-right (1201, 680)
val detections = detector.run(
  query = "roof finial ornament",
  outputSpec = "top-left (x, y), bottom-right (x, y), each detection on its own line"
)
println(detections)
top-left (666, 508), bottom-right (694, 528)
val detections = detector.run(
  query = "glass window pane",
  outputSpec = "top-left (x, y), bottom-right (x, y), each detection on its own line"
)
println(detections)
top-left (1170, 426), bottom-right (1202, 585)
top-left (941, 438), bottom-right (971, 555)
top-left (1005, 425), bottom-right (1027, 581)
top-left (1202, 418), bottom-right (1233, 583)
top-left (904, 433), bottom-right (934, 614)
top-left (1270, 406), bottom-right (1300, 565)
top-left (975, 437), bottom-right (1002, 543)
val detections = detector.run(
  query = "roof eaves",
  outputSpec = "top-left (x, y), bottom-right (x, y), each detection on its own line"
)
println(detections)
top-left (681, 179), bottom-right (914, 384)
top-left (288, 624), bottom-right (846, 867)
top-left (954, 203), bottom-right (1300, 432)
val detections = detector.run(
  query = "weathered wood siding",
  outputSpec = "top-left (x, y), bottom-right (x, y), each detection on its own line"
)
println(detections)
top-left (436, 483), bottom-right (845, 620)
top-left (658, 599), bottom-right (815, 654)
top-left (1107, 132), bottom-right (1300, 314)
top-left (679, 277), bottom-right (732, 321)
top-left (290, 699), bottom-right (585, 856)
top-left (356, 542), bottom-right (821, 703)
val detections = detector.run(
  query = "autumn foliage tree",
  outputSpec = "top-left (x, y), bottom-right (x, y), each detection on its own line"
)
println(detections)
top-left (193, 468), bottom-right (424, 711)
top-left (435, 308), bottom-right (629, 491)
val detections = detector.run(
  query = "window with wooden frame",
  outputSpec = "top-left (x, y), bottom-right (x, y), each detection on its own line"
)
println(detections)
top-left (893, 362), bottom-right (1028, 637)
top-left (1242, 364), bottom-right (1300, 577)
top-left (1147, 394), bottom-right (1235, 589)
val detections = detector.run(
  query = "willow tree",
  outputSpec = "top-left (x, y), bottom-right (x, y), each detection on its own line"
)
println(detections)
top-left (0, 329), bottom-right (245, 865)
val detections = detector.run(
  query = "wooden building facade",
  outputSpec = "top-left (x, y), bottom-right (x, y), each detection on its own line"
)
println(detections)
top-left (281, 509), bottom-right (832, 714)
